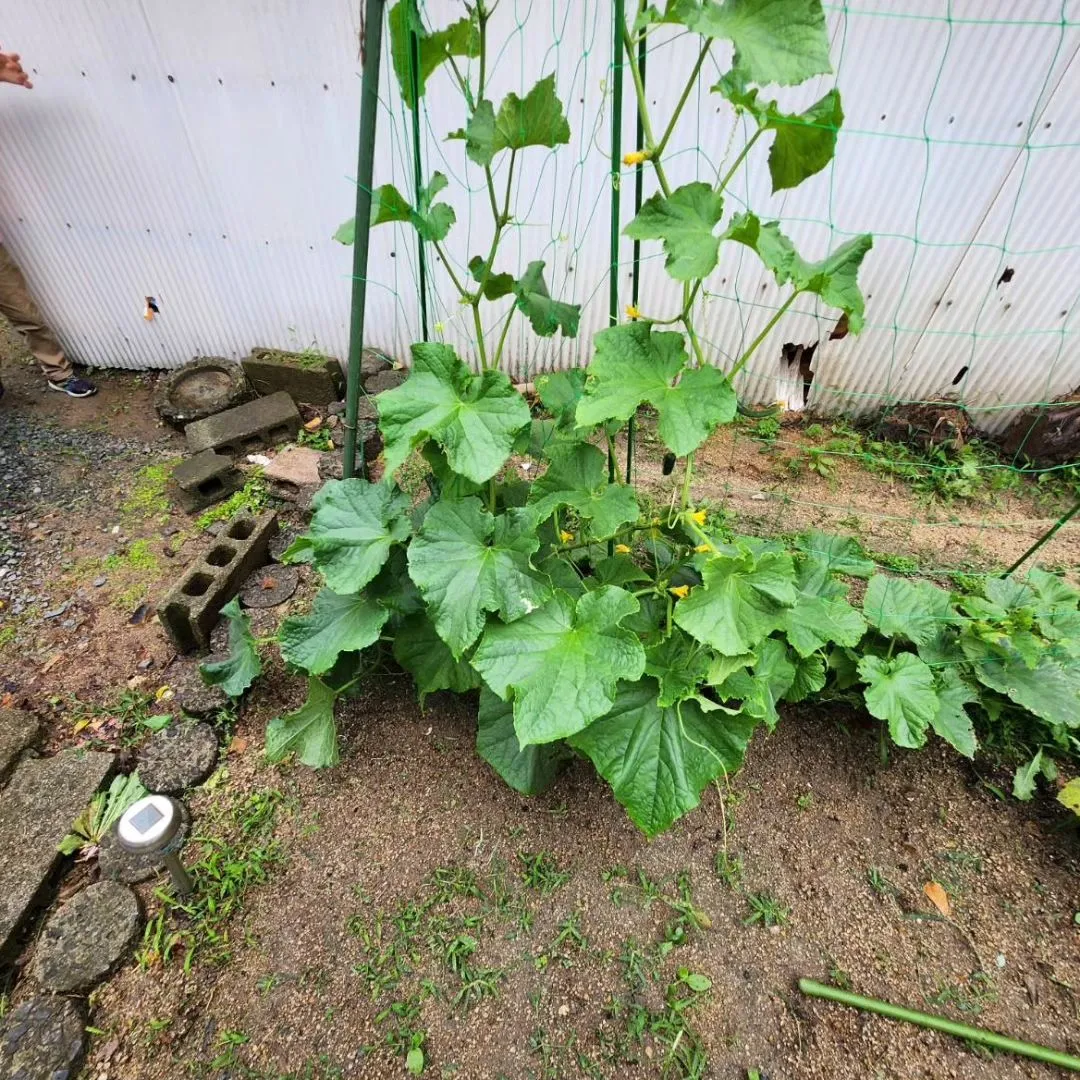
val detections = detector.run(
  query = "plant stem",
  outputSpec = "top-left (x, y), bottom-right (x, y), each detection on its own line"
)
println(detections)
top-left (621, 24), bottom-right (672, 198)
top-left (478, 3), bottom-right (488, 99)
top-left (483, 167), bottom-right (501, 224)
top-left (879, 722), bottom-right (889, 765)
top-left (472, 303), bottom-right (489, 369)
top-left (488, 477), bottom-right (497, 513)
top-left (655, 41), bottom-right (711, 159)
top-left (715, 128), bottom-right (762, 195)
top-left (799, 980), bottom-right (1080, 1072)
top-left (491, 306), bottom-right (516, 371)
top-left (471, 151), bottom-right (517, 371)
top-left (729, 292), bottom-right (798, 379)
top-left (680, 452), bottom-right (695, 511)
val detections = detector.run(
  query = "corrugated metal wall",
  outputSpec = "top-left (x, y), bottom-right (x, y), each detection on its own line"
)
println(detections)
top-left (1, 1), bottom-right (1078, 433)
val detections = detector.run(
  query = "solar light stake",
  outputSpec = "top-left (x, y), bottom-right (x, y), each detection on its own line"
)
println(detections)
top-left (116, 793), bottom-right (194, 895)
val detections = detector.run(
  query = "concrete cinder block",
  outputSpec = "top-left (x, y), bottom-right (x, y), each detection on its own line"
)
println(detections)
top-left (158, 511), bottom-right (278, 652)
top-left (243, 347), bottom-right (345, 405)
top-left (169, 450), bottom-right (244, 513)
top-left (185, 391), bottom-right (301, 457)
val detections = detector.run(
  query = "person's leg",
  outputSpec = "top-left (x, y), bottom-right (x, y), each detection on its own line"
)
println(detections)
top-left (0, 242), bottom-right (74, 384)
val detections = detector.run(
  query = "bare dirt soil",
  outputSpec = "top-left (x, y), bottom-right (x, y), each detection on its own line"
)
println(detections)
top-left (1, 355), bottom-right (1078, 1080)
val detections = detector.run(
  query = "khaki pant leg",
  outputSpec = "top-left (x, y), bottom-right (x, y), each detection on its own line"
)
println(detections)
top-left (0, 242), bottom-right (72, 382)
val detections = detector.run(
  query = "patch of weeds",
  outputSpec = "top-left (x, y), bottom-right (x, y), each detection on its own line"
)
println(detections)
top-left (297, 425), bottom-right (334, 452)
top-left (796, 791), bottom-right (814, 811)
top-left (619, 938), bottom-right (659, 993)
top-left (804, 423), bottom-right (826, 441)
top-left (103, 538), bottom-right (159, 575)
top-left (867, 866), bottom-right (899, 899)
top-left (210, 1029), bottom-right (250, 1070)
top-left (752, 416), bottom-right (780, 442)
top-left (0, 625), bottom-right (15, 649)
top-left (535, 909), bottom-right (589, 971)
top-left (139, 788), bottom-right (284, 970)
top-left (196, 473), bottom-right (269, 530)
top-left (827, 961), bottom-right (853, 991)
top-left (57, 688), bottom-right (170, 748)
top-left (714, 851), bottom-right (742, 890)
top-left (868, 549), bottom-right (920, 575)
top-left (625, 969), bottom-right (711, 1079)
top-left (927, 971), bottom-right (998, 1017)
top-left (518, 851), bottom-right (571, 895)
top-left (742, 891), bottom-right (790, 928)
top-left (121, 460), bottom-right (179, 519)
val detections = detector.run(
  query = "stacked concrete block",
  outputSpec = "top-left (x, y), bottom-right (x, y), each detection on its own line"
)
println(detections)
top-left (185, 391), bottom-right (301, 457)
top-left (169, 450), bottom-right (244, 513)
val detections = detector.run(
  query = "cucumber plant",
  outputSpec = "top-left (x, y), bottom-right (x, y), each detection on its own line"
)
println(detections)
top-left (207, 0), bottom-right (1080, 833)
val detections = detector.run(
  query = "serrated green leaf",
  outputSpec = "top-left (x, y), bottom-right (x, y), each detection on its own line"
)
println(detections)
top-left (593, 555), bottom-right (651, 588)
top-left (785, 652), bottom-right (825, 702)
top-left (723, 637), bottom-right (796, 728)
top-left (536, 369), bottom-right (587, 430)
top-left (723, 212), bottom-right (873, 332)
top-left (863, 574), bottom-right (957, 648)
top-left (705, 652), bottom-right (754, 686)
top-left (378, 343), bottom-right (531, 483)
top-left (513, 261), bottom-right (581, 338)
top-left (265, 677), bottom-right (339, 768)
top-left (624, 183), bottom-right (725, 281)
top-left (463, 75), bottom-right (571, 166)
top-left (576, 323), bottom-right (737, 456)
top-left (960, 633), bottom-right (1080, 729)
top-left (278, 589), bottom-right (389, 676)
top-left (468, 254), bottom-right (515, 300)
top-left (568, 678), bottom-right (757, 836)
top-left (782, 593), bottom-right (866, 658)
top-left (472, 587), bottom-right (645, 746)
top-left (528, 443), bottom-right (640, 539)
top-left (366, 547), bottom-right (423, 616)
top-left (645, 629), bottom-right (713, 707)
top-left (794, 530), bottom-right (874, 578)
top-left (393, 613), bottom-right (482, 704)
top-left (341, 174), bottom-right (456, 245)
top-left (827, 645), bottom-right (860, 689)
top-left (674, 548), bottom-right (797, 655)
top-left (283, 479), bottom-right (411, 594)
top-left (388, 2), bottom-right (480, 109)
top-left (858, 653), bottom-right (938, 749)
top-left (477, 687), bottom-right (567, 795)
top-left (1013, 750), bottom-right (1049, 801)
top-left (1027, 567), bottom-right (1080, 607)
top-left (200, 598), bottom-right (262, 698)
top-left (689, 0), bottom-right (832, 87)
top-left (983, 576), bottom-right (1036, 611)
top-left (407, 498), bottom-right (550, 658)
top-left (931, 667), bottom-right (978, 759)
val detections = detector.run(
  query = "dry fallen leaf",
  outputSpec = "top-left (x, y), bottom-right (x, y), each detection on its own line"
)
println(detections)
top-left (229, 736), bottom-right (249, 755)
top-left (261, 576), bottom-right (277, 590)
top-left (304, 417), bottom-right (323, 431)
top-left (924, 880), bottom-right (951, 916)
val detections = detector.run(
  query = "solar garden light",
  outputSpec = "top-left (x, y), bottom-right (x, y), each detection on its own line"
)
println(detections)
top-left (116, 794), bottom-right (194, 895)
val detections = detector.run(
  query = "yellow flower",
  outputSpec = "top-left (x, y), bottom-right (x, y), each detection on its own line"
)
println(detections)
top-left (615, 543), bottom-right (632, 554)
top-left (695, 544), bottom-right (711, 554)
top-left (559, 530), bottom-right (575, 543)
top-left (669, 585), bottom-right (690, 599)
top-left (434, 321), bottom-right (445, 334)
top-left (623, 149), bottom-right (648, 166)
top-left (625, 304), bottom-right (641, 321)
top-left (651, 517), bottom-right (661, 526)
top-left (690, 509), bottom-right (707, 526)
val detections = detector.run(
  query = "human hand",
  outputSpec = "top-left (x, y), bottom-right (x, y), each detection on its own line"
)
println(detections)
top-left (0, 48), bottom-right (33, 89)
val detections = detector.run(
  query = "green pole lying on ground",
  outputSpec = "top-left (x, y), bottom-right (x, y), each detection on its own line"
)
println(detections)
top-left (343, 0), bottom-right (387, 480)
top-left (1001, 494), bottom-right (1080, 577)
top-left (799, 979), bottom-right (1080, 1072)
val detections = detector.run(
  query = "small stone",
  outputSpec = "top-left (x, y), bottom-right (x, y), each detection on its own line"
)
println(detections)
top-left (360, 348), bottom-right (392, 378)
top-left (60, 618), bottom-right (76, 630)
top-left (98, 806), bottom-right (191, 885)
top-left (0, 997), bottom-right (85, 1079)
top-left (136, 722), bottom-right (219, 794)
top-left (363, 369), bottom-right (406, 395)
top-left (43, 604), bottom-right (69, 620)
top-left (162, 525), bottom-right (180, 538)
top-left (32, 881), bottom-right (140, 993)
top-left (750, 492), bottom-right (768, 501)
top-left (327, 400), bottom-right (346, 416)
top-left (93, 576), bottom-right (107, 588)
top-left (264, 446), bottom-right (323, 490)
top-left (137, 659), bottom-right (154, 671)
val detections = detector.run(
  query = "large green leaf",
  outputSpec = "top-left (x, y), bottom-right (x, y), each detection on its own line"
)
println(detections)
top-left (623, 183), bottom-right (725, 281)
top-left (576, 323), bottom-right (737, 456)
top-left (689, 0), bottom-right (832, 87)
top-left (862, 574), bottom-right (957, 648)
top-left (1027, 567), bottom-right (1080, 607)
top-left (714, 74), bottom-right (841, 192)
top-left (278, 589), bottom-right (389, 676)
top-left (388, 2), bottom-right (479, 109)
top-left (265, 677), bottom-right (339, 768)
top-left (461, 75), bottom-right (571, 166)
top-left (960, 633), bottom-right (1080, 730)
top-left (931, 668), bottom-right (978, 759)
top-left (785, 652), bottom-right (826, 703)
top-left (723, 212), bottom-right (873, 332)
top-left (472, 587), bottom-right (646, 746)
top-left (674, 548), bottom-right (797, 655)
top-left (568, 678), bottom-right (757, 836)
top-left (392, 613), bottom-right (482, 704)
top-left (476, 688), bottom-right (567, 795)
top-left (467, 255), bottom-right (515, 301)
top-left (513, 262), bottom-right (581, 338)
top-left (858, 653), bottom-right (938, 749)
top-left (200, 598), bottom-right (262, 698)
top-left (782, 593), bottom-right (866, 658)
top-left (536, 369), bottom-right (587, 430)
top-left (528, 442), bottom-right (640, 539)
top-left (714, 637), bottom-right (794, 729)
top-left (794, 530), bottom-right (874, 578)
top-left (407, 498), bottom-right (550, 658)
top-left (282, 479), bottom-right (411, 594)
top-left (378, 343), bottom-right (531, 483)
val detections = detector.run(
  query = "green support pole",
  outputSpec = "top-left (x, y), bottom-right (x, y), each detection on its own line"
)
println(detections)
top-left (1002, 494), bottom-right (1080, 577)
top-left (407, 5), bottom-right (431, 342)
top-left (608, 0), bottom-right (625, 487)
top-left (800, 979), bottom-right (1080, 1072)
top-left (626, 31), bottom-right (645, 485)
top-left (343, 0), bottom-right (387, 480)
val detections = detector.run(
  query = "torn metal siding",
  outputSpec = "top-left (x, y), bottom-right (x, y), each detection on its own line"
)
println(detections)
top-left (1, 0), bottom-right (1078, 437)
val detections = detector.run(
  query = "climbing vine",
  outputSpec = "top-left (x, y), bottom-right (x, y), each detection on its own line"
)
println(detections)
top-left (206, 0), bottom-right (1080, 834)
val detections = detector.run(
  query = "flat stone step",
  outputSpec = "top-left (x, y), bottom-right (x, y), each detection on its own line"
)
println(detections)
top-left (0, 710), bottom-right (40, 788)
top-left (0, 749), bottom-right (113, 966)
top-left (0, 996), bottom-right (85, 1080)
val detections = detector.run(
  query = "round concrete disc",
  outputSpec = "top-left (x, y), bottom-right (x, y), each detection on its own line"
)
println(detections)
top-left (156, 358), bottom-right (250, 426)
top-left (239, 564), bottom-right (300, 608)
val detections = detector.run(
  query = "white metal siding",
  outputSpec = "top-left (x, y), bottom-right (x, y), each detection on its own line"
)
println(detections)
top-left (1, 1), bottom-right (1078, 434)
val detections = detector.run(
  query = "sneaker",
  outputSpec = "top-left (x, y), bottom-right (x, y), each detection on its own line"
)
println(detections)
top-left (48, 376), bottom-right (97, 398)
